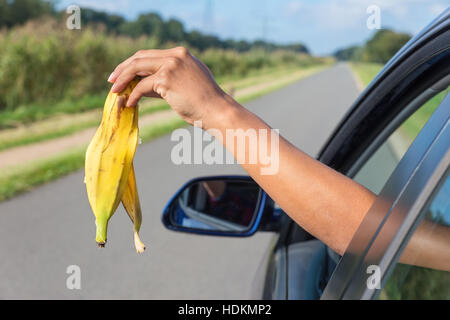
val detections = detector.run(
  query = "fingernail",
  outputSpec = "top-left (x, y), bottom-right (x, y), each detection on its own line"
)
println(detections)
top-left (111, 83), bottom-right (118, 92)
top-left (107, 72), bottom-right (115, 83)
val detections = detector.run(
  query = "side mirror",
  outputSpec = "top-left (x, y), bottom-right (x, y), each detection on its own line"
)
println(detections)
top-left (162, 176), bottom-right (278, 236)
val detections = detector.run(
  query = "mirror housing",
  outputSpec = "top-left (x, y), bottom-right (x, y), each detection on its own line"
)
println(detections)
top-left (162, 176), bottom-right (280, 236)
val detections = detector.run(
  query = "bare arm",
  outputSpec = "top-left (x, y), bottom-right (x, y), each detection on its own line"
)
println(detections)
top-left (108, 47), bottom-right (449, 270)
top-left (208, 97), bottom-right (376, 254)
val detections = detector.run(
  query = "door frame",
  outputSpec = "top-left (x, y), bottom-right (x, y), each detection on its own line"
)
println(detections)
top-left (321, 93), bottom-right (450, 299)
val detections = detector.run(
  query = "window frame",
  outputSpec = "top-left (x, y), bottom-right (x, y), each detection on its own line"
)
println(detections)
top-left (313, 12), bottom-right (450, 300)
top-left (321, 93), bottom-right (450, 300)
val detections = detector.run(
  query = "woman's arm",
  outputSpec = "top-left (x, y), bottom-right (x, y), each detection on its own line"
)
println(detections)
top-left (108, 47), bottom-right (449, 269)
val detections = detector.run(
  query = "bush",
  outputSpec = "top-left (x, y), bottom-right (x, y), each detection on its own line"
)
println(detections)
top-left (0, 17), bottom-right (322, 113)
top-left (361, 29), bottom-right (411, 63)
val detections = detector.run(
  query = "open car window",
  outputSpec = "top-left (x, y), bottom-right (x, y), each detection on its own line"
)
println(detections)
top-left (354, 88), bottom-right (449, 194)
top-left (379, 170), bottom-right (450, 299)
top-left (321, 92), bottom-right (450, 300)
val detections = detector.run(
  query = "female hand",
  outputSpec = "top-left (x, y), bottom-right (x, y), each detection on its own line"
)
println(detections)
top-left (108, 47), bottom-right (233, 129)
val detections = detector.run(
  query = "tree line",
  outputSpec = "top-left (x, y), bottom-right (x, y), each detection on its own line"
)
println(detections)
top-left (0, 0), bottom-right (310, 53)
top-left (334, 29), bottom-right (411, 63)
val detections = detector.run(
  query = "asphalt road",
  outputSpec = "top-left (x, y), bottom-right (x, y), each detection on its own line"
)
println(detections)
top-left (0, 63), bottom-right (360, 299)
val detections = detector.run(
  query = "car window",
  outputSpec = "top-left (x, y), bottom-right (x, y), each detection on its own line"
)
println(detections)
top-left (378, 171), bottom-right (450, 300)
top-left (354, 89), bottom-right (449, 194)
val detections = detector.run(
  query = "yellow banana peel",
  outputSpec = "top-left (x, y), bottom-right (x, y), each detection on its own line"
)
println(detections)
top-left (85, 78), bottom-right (146, 253)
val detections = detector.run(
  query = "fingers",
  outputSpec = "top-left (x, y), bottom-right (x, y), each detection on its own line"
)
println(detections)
top-left (109, 47), bottom-right (192, 106)
top-left (108, 55), bottom-right (138, 83)
top-left (108, 50), bottom-right (159, 83)
top-left (108, 47), bottom-right (187, 83)
top-left (127, 76), bottom-right (157, 107)
top-left (111, 57), bottom-right (164, 93)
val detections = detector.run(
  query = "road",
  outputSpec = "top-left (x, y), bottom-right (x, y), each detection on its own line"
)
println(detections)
top-left (0, 63), bottom-right (360, 299)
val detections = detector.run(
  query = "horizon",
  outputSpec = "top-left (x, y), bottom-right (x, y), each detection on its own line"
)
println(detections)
top-left (56, 0), bottom-right (448, 56)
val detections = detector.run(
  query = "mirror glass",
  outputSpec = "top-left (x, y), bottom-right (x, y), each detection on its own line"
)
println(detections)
top-left (168, 179), bottom-right (262, 232)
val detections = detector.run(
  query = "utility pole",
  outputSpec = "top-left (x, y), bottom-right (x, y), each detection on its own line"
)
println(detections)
top-left (262, 0), bottom-right (268, 42)
top-left (203, 0), bottom-right (214, 34)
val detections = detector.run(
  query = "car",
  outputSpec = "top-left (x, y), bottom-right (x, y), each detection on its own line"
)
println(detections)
top-left (161, 8), bottom-right (450, 300)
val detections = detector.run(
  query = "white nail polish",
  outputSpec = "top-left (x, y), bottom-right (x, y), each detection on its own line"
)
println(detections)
top-left (107, 72), bottom-right (114, 82)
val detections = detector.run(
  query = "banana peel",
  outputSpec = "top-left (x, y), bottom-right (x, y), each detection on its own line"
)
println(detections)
top-left (85, 78), bottom-right (146, 253)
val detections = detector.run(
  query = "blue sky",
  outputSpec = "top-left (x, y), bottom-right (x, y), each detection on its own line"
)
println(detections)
top-left (58, 0), bottom-right (449, 55)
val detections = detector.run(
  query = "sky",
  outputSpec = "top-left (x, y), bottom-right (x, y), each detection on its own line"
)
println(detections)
top-left (57, 0), bottom-right (449, 55)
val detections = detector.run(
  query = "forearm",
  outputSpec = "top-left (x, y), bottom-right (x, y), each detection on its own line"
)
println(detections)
top-left (208, 97), bottom-right (376, 254)
top-left (400, 221), bottom-right (450, 271)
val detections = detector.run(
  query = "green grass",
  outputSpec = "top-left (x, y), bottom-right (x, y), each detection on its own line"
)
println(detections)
top-left (0, 147), bottom-right (86, 202)
top-left (350, 62), bottom-right (383, 86)
top-left (0, 65), bottom-right (305, 130)
top-left (217, 65), bottom-right (308, 89)
top-left (236, 64), bottom-right (328, 104)
top-left (0, 121), bottom-right (98, 152)
top-left (399, 89), bottom-right (449, 142)
top-left (0, 93), bottom-right (108, 130)
top-left (0, 101), bottom-right (170, 152)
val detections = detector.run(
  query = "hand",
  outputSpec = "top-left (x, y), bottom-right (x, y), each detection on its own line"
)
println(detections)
top-left (108, 47), bottom-right (231, 128)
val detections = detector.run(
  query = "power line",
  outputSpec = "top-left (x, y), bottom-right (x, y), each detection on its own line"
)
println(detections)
top-left (203, 0), bottom-right (214, 34)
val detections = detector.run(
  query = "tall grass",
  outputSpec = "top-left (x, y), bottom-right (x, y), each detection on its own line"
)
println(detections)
top-left (0, 17), bottom-right (326, 124)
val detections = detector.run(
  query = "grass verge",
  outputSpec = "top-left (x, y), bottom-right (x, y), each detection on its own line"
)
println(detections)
top-left (399, 89), bottom-right (449, 142)
top-left (0, 94), bottom-right (108, 129)
top-left (0, 65), bottom-right (317, 130)
top-left (0, 100), bottom-right (169, 152)
top-left (350, 62), bottom-right (383, 86)
top-left (0, 147), bottom-right (86, 202)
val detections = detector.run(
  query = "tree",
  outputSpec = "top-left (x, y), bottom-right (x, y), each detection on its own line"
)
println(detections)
top-left (362, 29), bottom-right (411, 63)
top-left (80, 8), bottom-right (125, 33)
top-left (164, 18), bottom-right (185, 43)
top-left (0, 0), bottom-right (312, 55)
top-left (334, 46), bottom-right (363, 61)
top-left (0, 0), bottom-right (53, 28)
top-left (119, 12), bottom-right (164, 40)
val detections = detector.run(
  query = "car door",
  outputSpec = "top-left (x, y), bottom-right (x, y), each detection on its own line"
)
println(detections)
top-left (270, 10), bottom-right (450, 300)
top-left (321, 91), bottom-right (449, 299)
top-left (261, 10), bottom-right (449, 300)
